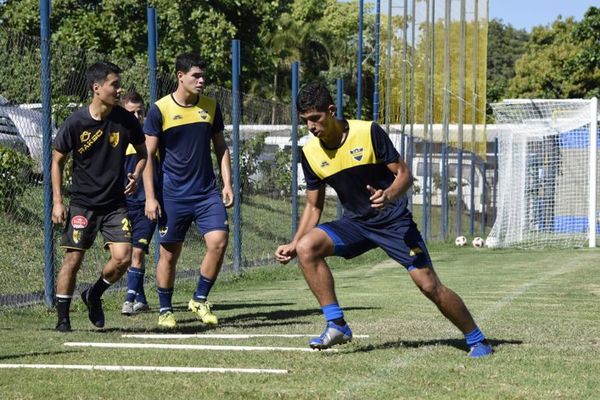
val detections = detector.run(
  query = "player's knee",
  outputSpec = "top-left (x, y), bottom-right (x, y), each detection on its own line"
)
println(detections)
top-left (206, 237), bottom-right (228, 255)
top-left (417, 279), bottom-right (442, 300)
top-left (296, 237), bottom-right (319, 262)
top-left (111, 253), bottom-right (132, 269)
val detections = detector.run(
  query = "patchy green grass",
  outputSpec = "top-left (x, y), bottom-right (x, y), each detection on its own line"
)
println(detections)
top-left (1, 246), bottom-right (599, 399)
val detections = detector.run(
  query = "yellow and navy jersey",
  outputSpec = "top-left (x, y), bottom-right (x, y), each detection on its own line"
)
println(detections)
top-left (123, 145), bottom-right (160, 205)
top-left (53, 105), bottom-right (145, 208)
top-left (301, 120), bottom-right (410, 221)
top-left (144, 93), bottom-right (224, 200)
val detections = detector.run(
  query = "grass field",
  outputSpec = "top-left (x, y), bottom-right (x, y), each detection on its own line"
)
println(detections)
top-left (1, 244), bottom-right (599, 399)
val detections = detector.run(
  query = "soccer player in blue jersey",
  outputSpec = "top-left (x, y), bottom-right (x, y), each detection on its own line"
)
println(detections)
top-left (120, 91), bottom-right (155, 315)
top-left (275, 82), bottom-right (492, 357)
top-left (143, 53), bottom-right (233, 329)
top-left (52, 62), bottom-right (147, 332)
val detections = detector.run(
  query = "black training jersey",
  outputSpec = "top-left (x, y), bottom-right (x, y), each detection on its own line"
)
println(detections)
top-left (301, 120), bottom-right (410, 222)
top-left (54, 105), bottom-right (145, 208)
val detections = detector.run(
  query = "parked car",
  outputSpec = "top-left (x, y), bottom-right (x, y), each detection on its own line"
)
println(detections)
top-left (0, 105), bottom-right (56, 173)
top-left (0, 110), bottom-right (30, 156)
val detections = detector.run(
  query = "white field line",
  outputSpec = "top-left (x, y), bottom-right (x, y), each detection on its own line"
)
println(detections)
top-left (64, 342), bottom-right (336, 352)
top-left (0, 363), bottom-right (287, 374)
top-left (122, 333), bottom-right (369, 339)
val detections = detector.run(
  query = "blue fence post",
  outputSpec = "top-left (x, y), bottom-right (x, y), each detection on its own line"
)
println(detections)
top-left (40, 0), bottom-right (54, 308)
top-left (357, 0), bottom-right (363, 119)
top-left (146, 6), bottom-right (161, 268)
top-left (291, 62), bottom-right (300, 238)
top-left (373, 0), bottom-right (380, 122)
top-left (231, 39), bottom-right (242, 271)
top-left (336, 78), bottom-right (344, 219)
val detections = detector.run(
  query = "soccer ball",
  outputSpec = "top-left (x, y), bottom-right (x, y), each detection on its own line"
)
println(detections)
top-left (455, 235), bottom-right (467, 247)
top-left (472, 237), bottom-right (485, 248)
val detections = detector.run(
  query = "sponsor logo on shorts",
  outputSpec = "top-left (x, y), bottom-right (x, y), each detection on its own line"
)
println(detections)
top-left (159, 226), bottom-right (168, 237)
top-left (223, 220), bottom-right (228, 226)
top-left (72, 230), bottom-right (81, 244)
top-left (138, 238), bottom-right (148, 245)
top-left (409, 247), bottom-right (423, 257)
top-left (71, 215), bottom-right (88, 229)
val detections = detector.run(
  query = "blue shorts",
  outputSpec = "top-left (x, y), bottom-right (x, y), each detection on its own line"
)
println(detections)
top-left (127, 203), bottom-right (157, 253)
top-left (318, 216), bottom-right (432, 271)
top-left (158, 193), bottom-right (229, 243)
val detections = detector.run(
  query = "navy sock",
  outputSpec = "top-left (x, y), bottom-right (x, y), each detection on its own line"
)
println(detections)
top-left (56, 295), bottom-right (72, 321)
top-left (135, 268), bottom-right (147, 304)
top-left (465, 326), bottom-right (486, 346)
top-left (87, 276), bottom-right (111, 301)
top-left (322, 302), bottom-right (345, 325)
top-left (125, 267), bottom-right (144, 303)
top-left (157, 287), bottom-right (174, 314)
top-left (193, 274), bottom-right (215, 301)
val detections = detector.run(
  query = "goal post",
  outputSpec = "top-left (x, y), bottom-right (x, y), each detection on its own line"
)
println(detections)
top-left (487, 98), bottom-right (599, 249)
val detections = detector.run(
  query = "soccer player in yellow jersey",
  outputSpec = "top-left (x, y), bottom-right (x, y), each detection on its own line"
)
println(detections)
top-left (275, 82), bottom-right (492, 357)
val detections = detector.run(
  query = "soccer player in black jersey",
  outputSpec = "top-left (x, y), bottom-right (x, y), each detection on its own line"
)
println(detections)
top-left (52, 61), bottom-right (147, 332)
top-left (275, 82), bottom-right (492, 357)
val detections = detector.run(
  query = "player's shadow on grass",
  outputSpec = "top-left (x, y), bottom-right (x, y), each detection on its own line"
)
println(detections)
top-left (352, 338), bottom-right (522, 353)
top-left (219, 306), bottom-right (379, 329)
top-left (170, 301), bottom-right (297, 312)
top-left (0, 350), bottom-right (80, 361)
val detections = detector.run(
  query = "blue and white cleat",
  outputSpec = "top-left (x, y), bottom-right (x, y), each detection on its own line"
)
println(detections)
top-left (468, 340), bottom-right (493, 358)
top-left (309, 321), bottom-right (353, 350)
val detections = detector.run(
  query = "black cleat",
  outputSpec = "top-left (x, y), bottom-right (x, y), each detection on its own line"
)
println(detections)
top-left (81, 289), bottom-right (105, 328)
top-left (55, 318), bottom-right (72, 332)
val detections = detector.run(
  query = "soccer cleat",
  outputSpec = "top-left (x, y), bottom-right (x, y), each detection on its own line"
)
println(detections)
top-left (133, 301), bottom-right (150, 313)
top-left (309, 321), bottom-right (353, 350)
top-left (55, 318), bottom-right (72, 332)
top-left (121, 301), bottom-right (134, 316)
top-left (158, 311), bottom-right (177, 329)
top-left (468, 340), bottom-right (493, 358)
top-left (81, 289), bottom-right (105, 328)
top-left (188, 299), bottom-right (218, 325)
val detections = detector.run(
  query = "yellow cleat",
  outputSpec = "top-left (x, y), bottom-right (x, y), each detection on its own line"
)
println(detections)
top-left (158, 311), bottom-right (177, 329)
top-left (188, 299), bottom-right (218, 325)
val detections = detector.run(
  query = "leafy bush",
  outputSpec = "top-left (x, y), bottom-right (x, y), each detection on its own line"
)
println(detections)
top-left (0, 145), bottom-right (34, 212)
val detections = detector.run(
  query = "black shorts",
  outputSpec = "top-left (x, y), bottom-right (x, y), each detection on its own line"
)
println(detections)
top-left (60, 204), bottom-right (132, 250)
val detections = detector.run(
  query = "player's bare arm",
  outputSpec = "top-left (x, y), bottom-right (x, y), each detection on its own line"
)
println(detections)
top-left (51, 149), bottom-right (68, 224)
top-left (124, 142), bottom-right (148, 196)
top-left (275, 187), bottom-right (325, 264)
top-left (367, 158), bottom-right (414, 209)
top-left (143, 134), bottom-right (161, 220)
top-left (212, 131), bottom-right (234, 208)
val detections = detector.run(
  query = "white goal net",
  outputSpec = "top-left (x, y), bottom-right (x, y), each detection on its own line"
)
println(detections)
top-left (487, 98), bottom-right (599, 249)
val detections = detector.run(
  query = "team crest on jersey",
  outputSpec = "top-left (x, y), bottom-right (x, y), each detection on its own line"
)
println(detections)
top-left (71, 215), bottom-right (88, 229)
top-left (350, 147), bottom-right (364, 161)
top-left (320, 161), bottom-right (330, 168)
top-left (159, 226), bottom-right (168, 237)
top-left (198, 109), bottom-right (209, 120)
top-left (109, 132), bottom-right (120, 148)
top-left (72, 229), bottom-right (81, 244)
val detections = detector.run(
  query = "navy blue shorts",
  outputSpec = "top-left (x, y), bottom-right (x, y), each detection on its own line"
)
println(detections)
top-left (127, 203), bottom-right (157, 253)
top-left (318, 216), bottom-right (432, 271)
top-left (158, 193), bottom-right (229, 243)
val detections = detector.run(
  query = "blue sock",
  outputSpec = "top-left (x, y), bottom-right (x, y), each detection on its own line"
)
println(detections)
top-left (193, 274), bottom-right (215, 301)
top-left (157, 287), bottom-right (173, 314)
top-left (134, 268), bottom-right (147, 304)
top-left (465, 327), bottom-right (486, 346)
top-left (125, 267), bottom-right (143, 303)
top-left (322, 302), bottom-right (344, 323)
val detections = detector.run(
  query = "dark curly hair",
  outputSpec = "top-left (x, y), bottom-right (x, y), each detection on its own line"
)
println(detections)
top-left (296, 81), bottom-right (334, 113)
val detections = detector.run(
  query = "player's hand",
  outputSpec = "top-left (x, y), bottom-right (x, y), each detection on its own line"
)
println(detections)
top-left (275, 243), bottom-right (297, 264)
top-left (367, 185), bottom-right (392, 209)
top-left (124, 173), bottom-right (139, 196)
top-left (222, 185), bottom-right (234, 208)
top-left (145, 197), bottom-right (161, 221)
top-left (52, 203), bottom-right (67, 225)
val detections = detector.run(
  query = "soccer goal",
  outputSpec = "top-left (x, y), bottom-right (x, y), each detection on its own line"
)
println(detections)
top-left (487, 98), bottom-right (598, 249)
